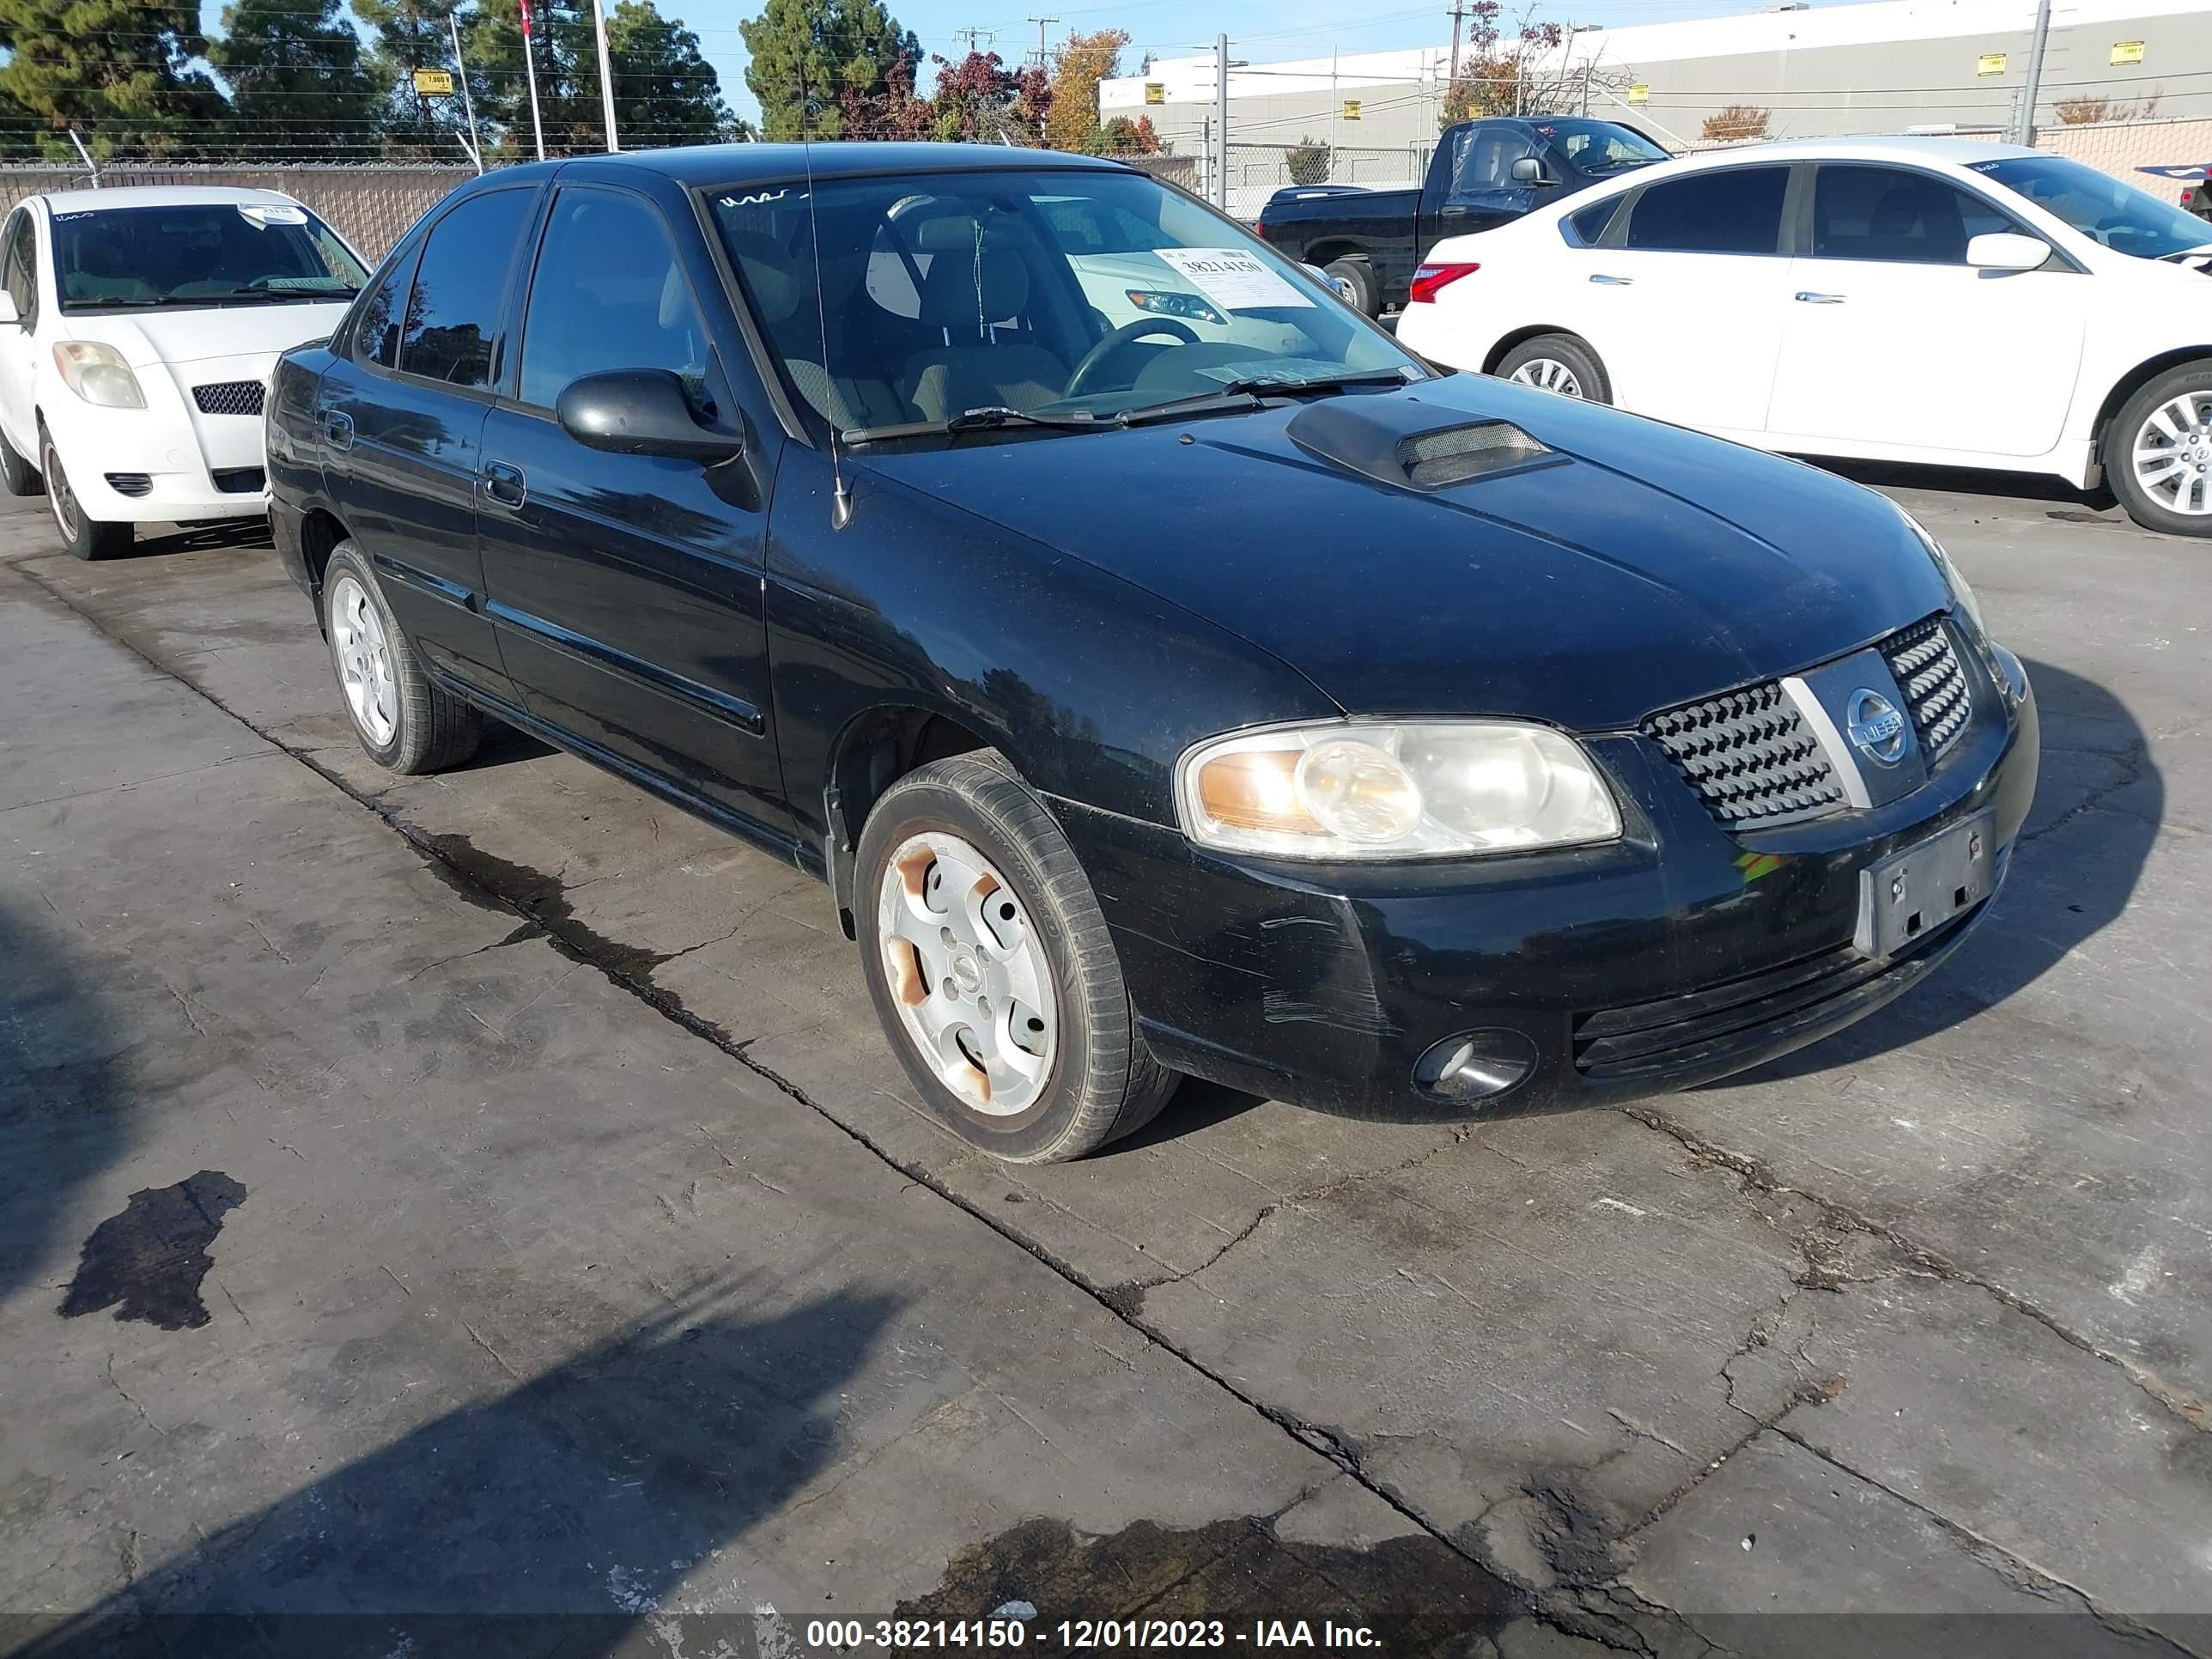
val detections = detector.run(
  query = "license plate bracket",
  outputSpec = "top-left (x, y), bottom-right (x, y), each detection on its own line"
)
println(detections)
top-left (1856, 810), bottom-right (1996, 958)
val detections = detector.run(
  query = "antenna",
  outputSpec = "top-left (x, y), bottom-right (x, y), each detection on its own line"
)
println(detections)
top-left (798, 64), bottom-right (854, 530)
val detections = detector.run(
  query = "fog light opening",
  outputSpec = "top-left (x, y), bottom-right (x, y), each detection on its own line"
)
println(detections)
top-left (1414, 1028), bottom-right (1538, 1103)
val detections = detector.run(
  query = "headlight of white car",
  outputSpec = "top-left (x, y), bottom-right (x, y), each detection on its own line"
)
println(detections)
top-left (1899, 508), bottom-right (1984, 635)
top-left (1176, 720), bottom-right (1622, 859)
top-left (52, 342), bottom-right (147, 410)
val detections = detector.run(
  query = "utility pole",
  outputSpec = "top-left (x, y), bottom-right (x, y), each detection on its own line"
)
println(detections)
top-left (449, 10), bottom-right (483, 173)
top-left (1214, 32), bottom-right (1230, 210)
top-left (1447, 2), bottom-right (1467, 95)
top-left (592, 0), bottom-right (621, 151)
top-left (1026, 15), bottom-right (1059, 70)
top-left (2014, 0), bottom-right (2052, 144)
top-left (954, 25), bottom-right (998, 54)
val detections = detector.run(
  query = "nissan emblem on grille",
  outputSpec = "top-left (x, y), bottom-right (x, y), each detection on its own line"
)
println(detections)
top-left (1846, 689), bottom-right (1908, 766)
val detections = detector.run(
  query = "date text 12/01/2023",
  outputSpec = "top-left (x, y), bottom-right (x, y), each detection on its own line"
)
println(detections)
top-left (805, 1620), bottom-right (1384, 1649)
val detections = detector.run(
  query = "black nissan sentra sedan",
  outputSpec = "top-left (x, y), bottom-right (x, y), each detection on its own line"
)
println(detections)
top-left (267, 143), bottom-right (2039, 1163)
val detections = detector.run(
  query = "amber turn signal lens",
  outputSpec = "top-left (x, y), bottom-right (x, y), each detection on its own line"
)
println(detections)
top-left (1194, 750), bottom-right (1324, 836)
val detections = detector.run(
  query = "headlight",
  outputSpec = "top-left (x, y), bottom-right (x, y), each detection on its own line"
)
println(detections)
top-left (52, 342), bottom-right (147, 410)
top-left (1899, 509), bottom-right (1984, 635)
top-left (1126, 289), bottom-right (1226, 326)
top-left (1176, 720), bottom-right (1621, 860)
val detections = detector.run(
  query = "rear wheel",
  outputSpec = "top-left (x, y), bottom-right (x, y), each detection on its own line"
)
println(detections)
top-left (1, 428), bottom-right (39, 497)
top-left (40, 425), bottom-right (131, 560)
top-left (2106, 363), bottom-right (2212, 537)
top-left (1495, 334), bottom-right (1612, 404)
top-left (856, 752), bottom-right (1177, 1163)
top-left (1324, 256), bottom-right (1378, 317)
top-left (321, 541), bottom-right (483, 773)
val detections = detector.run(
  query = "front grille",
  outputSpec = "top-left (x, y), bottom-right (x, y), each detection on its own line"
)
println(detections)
top-left (104, 472), bottom-right (151, 498)
top-left (1642, 681), bottom-right (1845, 830)
top-left (211, 466), bottom-right (266, 495)
top-left (1574, 920), bottom-right (1964, 1084)
top-left (192, 380), bottom-right (265, 416)
top-left (1880, 616), bottom-right (1972, 761)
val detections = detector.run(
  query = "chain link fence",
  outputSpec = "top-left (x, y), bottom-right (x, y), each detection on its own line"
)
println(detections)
top-left (1219, 143), bottom-right (1433, 221)
top-left (0, 164), bottom-right (477, 259)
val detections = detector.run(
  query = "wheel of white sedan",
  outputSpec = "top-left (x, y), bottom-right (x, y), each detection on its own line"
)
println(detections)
top-left (319, 541), bottom-right (484, 774)
top-left (1495, 333), bottom-right (1612, 405)
top-left (855, 752), bottom-right (1177, 1163)
top-left (2108, 363), bottom-right (2212, 537)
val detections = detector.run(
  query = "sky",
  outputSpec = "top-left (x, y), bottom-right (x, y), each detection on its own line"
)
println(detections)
top-left (196, 0), bottom-right (1825, 130)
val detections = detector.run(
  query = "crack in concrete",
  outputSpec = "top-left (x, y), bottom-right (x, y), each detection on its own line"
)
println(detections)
top-left (2019, 736), bottom-right (2149, 846)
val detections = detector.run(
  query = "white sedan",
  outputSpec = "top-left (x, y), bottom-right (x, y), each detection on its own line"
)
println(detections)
top-left (0, 185), bottom-right (369, 559)
top-left (1395, 137), bottom-right (2212, 536)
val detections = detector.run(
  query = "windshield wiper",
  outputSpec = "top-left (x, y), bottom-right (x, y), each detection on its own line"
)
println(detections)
top-left (1117, 368), bottom-right (1414, 428)
top-left (842, 405), bottom-right (1104, 445)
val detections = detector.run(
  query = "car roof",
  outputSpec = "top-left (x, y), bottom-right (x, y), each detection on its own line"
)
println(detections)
top-left (488, 141), bottom-right (1135, 192)
top-left (34, 185), bottom-right (311, 214)
top-left (1635, 135), bottom-right (2046, 177)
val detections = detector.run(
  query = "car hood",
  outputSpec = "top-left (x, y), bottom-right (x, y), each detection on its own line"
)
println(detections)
top-left (62, 301), bottom-right (352, 368)
top-left (854, 374), bottom-right (1950, 732)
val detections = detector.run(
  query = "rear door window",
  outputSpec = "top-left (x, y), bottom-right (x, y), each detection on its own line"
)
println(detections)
top-left (1809, 165), bottom-right (2019, 264)
top-left (398, 188), bottom-right (534, 388)
top-left (1624, 167), bottom-right (1790, 254)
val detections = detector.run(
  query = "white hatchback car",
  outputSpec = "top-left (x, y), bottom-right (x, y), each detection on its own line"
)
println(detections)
top-left (1395, 137), bottom-right (2212, 535)
top-left (0, 185), bottom-right (369, 558)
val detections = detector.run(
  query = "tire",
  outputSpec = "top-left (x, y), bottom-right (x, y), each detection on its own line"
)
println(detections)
top-left (40, 424), bottom-right (131, 560)
top-left (1, 428), bottom-right (39, 497)
top-left (1323, 257), bottom-right (1378, 317)
top-left (856, 751), bottom-right (1178, 1163)
top-left (320, 541), bottom-right (483, 774)
top-left (2105, 362), bottom-right (2212, 537)
top-left (1494, 333), bottom-right (1613, 404)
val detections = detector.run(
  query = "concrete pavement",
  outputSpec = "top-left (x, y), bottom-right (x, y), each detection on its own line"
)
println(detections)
top-left (3, 465), bottom-right (2209, 1656)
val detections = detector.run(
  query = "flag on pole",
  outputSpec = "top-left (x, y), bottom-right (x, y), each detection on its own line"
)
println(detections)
top-left (520, 0), bottom-right (532, 34)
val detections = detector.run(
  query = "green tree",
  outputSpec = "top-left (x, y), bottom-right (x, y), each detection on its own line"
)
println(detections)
top-left (353, 0), bottom-right (470, 159)
top-left (471, 0), bottom-right (732, 154)
top-left (1042, 26), bottom-right (1125, 153)
top-left (739, 0), bottom-right (918, 141)
top-left (212, 0), bottom-right (389, 160)
top-left (0, 0), bottom-right (228, 160)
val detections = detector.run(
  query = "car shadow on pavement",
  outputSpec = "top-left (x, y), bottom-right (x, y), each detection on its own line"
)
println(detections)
top-left (1813, 457), bottom-right (2123, 522)
top-left (0, 904), bottom-right (134, 1306)
top-left (17, 1283), bottom-right (902, 1658)
top-left (115, 518), bottom-right (275, 562)
top-left (1717, 656), bottom-right (2157, 1087)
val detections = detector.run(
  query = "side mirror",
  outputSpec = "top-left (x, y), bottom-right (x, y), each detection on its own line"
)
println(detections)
top-left (556, 368), bottom-right (741, 463)
top-left (0, 291), bottom-right (19, 327)
top-left (1510, 157), bottom-right (1557, 186)
top-left (1966, 232), bottom-right (2049, 272)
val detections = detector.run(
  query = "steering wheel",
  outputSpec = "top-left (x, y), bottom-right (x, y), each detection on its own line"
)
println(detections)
top-left (1066, 318), bottom-right (1201, 399)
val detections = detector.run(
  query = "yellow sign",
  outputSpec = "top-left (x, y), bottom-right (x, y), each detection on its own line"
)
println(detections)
top-left (1144, 81), bottom-right (1165, 105)
top-left (1341, 99), bottom-right (1361, 120)
top-left (2111, 39), bottom-right (2144, 64)
top-left (1976, 52), bottom-right (2007, 76)
top-left (1627, 83), bottom-right (1648, 104)
top-left (412, 68), bottom-right (454, 95)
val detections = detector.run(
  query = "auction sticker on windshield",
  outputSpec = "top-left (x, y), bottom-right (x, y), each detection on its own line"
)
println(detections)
top-left (1154, 248), bottom-right (1314, 311)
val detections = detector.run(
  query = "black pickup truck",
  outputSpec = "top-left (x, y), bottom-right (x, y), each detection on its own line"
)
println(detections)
top-left (1255, 115), bottom-right (1668, 314)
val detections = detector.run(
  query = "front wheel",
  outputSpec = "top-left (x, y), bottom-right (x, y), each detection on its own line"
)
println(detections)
top-left (1494, 334), bottom-right (1612, 404)
top-left (321, 541), bottom-right (483, 773)
top-left (856, 752), bottom-right (1178, 1163)
top-left (1324, 257), bottom-right (1378, 316)
top-left (40, 427), bottom-right (131, 560)
top-left (2106, 364), bottom-right (2212, 536)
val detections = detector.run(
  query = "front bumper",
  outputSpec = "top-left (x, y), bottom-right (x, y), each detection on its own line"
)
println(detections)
top-left (40, 353), bottom-right (271, 524)
top-left (1055, 649), bottom-right (2039, 1120)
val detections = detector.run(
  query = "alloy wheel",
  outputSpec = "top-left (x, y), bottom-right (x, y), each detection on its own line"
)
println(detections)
top-left (2133, 392), bottom-right (2212, 517)
top-left (42, 440), bottom-right (79, 542)
top-left (876, 830), bottom-right (1057, 1117)
top-left (1507, 357), bottom-right (1585, 398)
top-left (329, 574), bottom-right (398, 746)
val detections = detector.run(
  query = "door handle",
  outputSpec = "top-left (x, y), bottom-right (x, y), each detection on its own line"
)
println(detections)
top-left (482, 460), bottom-right (527, 509)
top-left (1589, 272), bottom-right (1632, 286)
top-left (319, 409), bottom-right (353, 449)
top-left (1794, 291), bottom-right (1846, 304)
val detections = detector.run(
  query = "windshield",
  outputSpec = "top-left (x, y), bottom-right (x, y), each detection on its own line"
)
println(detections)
top-left (1970, 155), bottom-right (2212, 260)
top-left (54, 203), bottom-right (368, 311)
top-left (710, 168), bottom-right (1418, 437)
top-left (1537, 118), bottom-right (1668, 173)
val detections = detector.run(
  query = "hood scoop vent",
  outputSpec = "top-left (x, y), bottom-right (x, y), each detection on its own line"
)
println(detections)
top-left (1286, 395), bottom-right (1559, 493)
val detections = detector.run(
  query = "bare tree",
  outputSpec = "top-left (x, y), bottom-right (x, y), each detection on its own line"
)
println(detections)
top-left (1701, 103), bottom-right (1769, 142)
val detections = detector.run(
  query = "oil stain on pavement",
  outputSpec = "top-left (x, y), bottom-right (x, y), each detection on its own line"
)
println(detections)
top-left (58, 1171), bottom-right (247, 1331)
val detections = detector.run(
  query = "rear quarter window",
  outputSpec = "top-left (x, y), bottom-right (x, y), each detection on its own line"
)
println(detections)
top-left (1564, 196), bottom-right (1625, 246)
